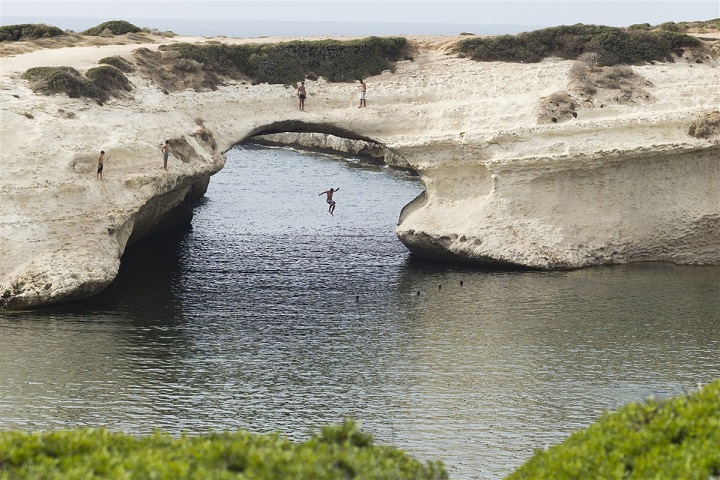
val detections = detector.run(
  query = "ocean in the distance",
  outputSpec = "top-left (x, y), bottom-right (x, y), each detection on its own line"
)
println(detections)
top-left (1, 16), bottom-right (545, 37)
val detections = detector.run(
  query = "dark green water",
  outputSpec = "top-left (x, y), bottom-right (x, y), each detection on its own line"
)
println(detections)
top-left (1, 145), bottom-right (718, 479)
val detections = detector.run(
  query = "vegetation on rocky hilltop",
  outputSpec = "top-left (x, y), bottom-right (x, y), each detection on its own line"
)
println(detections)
top-left (98, 55), bottom-right (136, 73)
top-left (0, 23), bottom-right (66, 42)
top-left (0, 420), bottom-right (447, 480)
top-left (507, 379), bottom-right (720, 480)
top-left (160, 36), bottom-right (409, 84)
top-left (628, 18), bottom-right (720, 32)
top-left (457, 24), bottom-right (703, 65)
top-left (82, 20), bottom-right (142, 36)
top-left (22, 65), bottom-right (131, 104)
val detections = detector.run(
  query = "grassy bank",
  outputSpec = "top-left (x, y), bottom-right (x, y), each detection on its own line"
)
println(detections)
top-left (507, 379), bottom-right (720, 479)
top-left (0, 420), bottom-right (446, 480)
top-left (0, 24), bottom-right (66, 42)
top-left (21, 65), bottom-right (131, 104)
top-left (457, 24), bottom-right (704, 65)
top-left (160, 36), bottom-right (409, 84)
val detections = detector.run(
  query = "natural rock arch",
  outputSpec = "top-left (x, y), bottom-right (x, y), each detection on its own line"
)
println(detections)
top-left (239, 121), bottom-right (415, 172)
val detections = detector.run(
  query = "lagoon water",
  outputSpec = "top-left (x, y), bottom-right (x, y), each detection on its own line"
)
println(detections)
top-left (1, 145), bottom-right (719, 479)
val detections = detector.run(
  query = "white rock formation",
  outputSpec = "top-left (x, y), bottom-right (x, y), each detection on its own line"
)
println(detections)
top-left (1, 35), bottom-right (718, 309)
top-left (252, 132), bottom-right (411, 169)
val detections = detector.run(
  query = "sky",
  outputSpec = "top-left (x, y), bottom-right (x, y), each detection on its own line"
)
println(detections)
top-left (2, 0), bottom-right (718, 28)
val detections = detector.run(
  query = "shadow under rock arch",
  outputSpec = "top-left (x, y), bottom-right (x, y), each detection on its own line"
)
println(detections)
top-left (243, 120), bottom-right (381, 143)
top-left (238, 119), bottom-right (418, 171)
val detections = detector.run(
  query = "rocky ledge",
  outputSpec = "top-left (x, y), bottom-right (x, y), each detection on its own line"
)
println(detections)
top-left (1, 34), bottom-right (719, 309)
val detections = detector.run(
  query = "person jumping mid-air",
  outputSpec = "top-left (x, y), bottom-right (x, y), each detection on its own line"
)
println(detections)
top-left (319, 187), bottom-right (339, 215)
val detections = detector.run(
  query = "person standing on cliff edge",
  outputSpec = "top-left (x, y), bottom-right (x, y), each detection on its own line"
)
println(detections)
top-left (297, 81), bottom-right (306, 111)
top-left (358, 79), bottom-right (366, 108)
top-left (161, 140), bottom-right (170, 170)
top-left (96, 150), bottom-right (105, 181)
top-left (319, 187), bottom-right (339, 215)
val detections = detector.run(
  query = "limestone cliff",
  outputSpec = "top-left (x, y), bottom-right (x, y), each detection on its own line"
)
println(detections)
top-left (1, 34), bottom-right (718, 309)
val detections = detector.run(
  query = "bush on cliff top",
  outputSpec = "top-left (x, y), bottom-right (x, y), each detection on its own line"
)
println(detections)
top-left (99, 55), bottom-right (136, 73)
top-left (0, 420), bottom-right (447, 480)
top-left (507, 379), bottom-right (720, 480)
top-left (457, 24), bottom-right (702, 65)
top-left (0, 23), bottom-right (66, 42)
top-left (160, 36), bottom-right (409, 84)
top-left (86, 65), bottom-right (132, 93)
top-left (82, 20), bottom-right (142, 36)
top-left (22, 65), bottom-right (131, 104)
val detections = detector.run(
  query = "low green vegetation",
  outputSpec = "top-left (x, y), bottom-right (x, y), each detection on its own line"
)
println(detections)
top-left (507, 379), bottom-right (720, 480)
top-left (457, 24), bottom-right (702, 65)
top-left (99, 56), bottom-right (136, 73)
top-left (0, 420), bottom-right (446, 480)
top-left (22, 65), bottom-right (131, 104)
top-left (82, 20), bottom-right (142, 36)
top-left (0, 23), bottom-right (66, 42)
top-left (628, 19), bottom-right (720, 32)
top-left (160, 36), bottom-right (409, 84)
top-left (86, 65), bottom-right (132, 93)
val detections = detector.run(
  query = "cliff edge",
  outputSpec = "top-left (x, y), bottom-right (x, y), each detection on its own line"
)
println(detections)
top-left (1, 32), bottom-right (718, 309)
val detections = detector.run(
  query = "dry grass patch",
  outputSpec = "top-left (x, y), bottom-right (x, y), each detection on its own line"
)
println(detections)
top-left (132, 47), bottom-right (228, 93)
top-left (569, 60), bottom-right (654, 107)
top-left (191, 119), bottom-right (218, 152)
top-left (688, 110), bottom-right (720, 138)
top-left (537, 57), bottom-right (657, 123)
top-left (537, 91), bottom-right (578, 124)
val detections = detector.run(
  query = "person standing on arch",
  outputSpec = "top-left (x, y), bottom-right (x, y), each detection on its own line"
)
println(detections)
top-left (161, 140), bottom-right (170, 170)
top-left (96, 150), bottom-right (105, 181)
top-left (319, 187), bottom-right (340, 215)
top-left (297, 81), bottom-right (306, 111)
top-left (358, 79), bottom-right (366, 108)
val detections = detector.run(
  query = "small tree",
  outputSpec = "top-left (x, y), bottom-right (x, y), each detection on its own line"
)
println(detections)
top-left (578, 51), bottom-right (600, 71)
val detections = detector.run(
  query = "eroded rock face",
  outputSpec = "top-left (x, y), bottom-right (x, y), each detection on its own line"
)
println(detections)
top-left (1, 37), bottom-right (718, 309)
top-left (396, 147), bottom-right (720, 269)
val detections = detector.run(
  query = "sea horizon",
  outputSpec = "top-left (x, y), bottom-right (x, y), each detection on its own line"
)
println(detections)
top-left (1, 16), bottom-right (547, 38)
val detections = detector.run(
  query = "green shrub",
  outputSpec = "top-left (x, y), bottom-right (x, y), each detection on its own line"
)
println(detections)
top-left (507, 379), bottom-right (720, 480)
top-left (22, 65), bottom-right (131, 104)
top-left (0, 23), bottom-right (66, 42)
top-left (658, 21), bottom-right (680, 32)
top-left (457, 24), bottom-right (702, 65)
top-left (98, 56), bottom-right (135, 73)
top-left (82, 20), bottom-right (141, 36)
top-left (86, 65), bottom-right (132, 93)
top-left (160, 36), bottom-right (409, 84)
top-left (22, 66), bottom-right (100, 99)
top-left (627, 19), bottom-right (720, 33)
top-left (0, 420), bottom-right (446, 480)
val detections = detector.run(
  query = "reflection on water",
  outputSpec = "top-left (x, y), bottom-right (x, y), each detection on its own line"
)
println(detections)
top-left (1, 145), bottom-right (718, 480)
